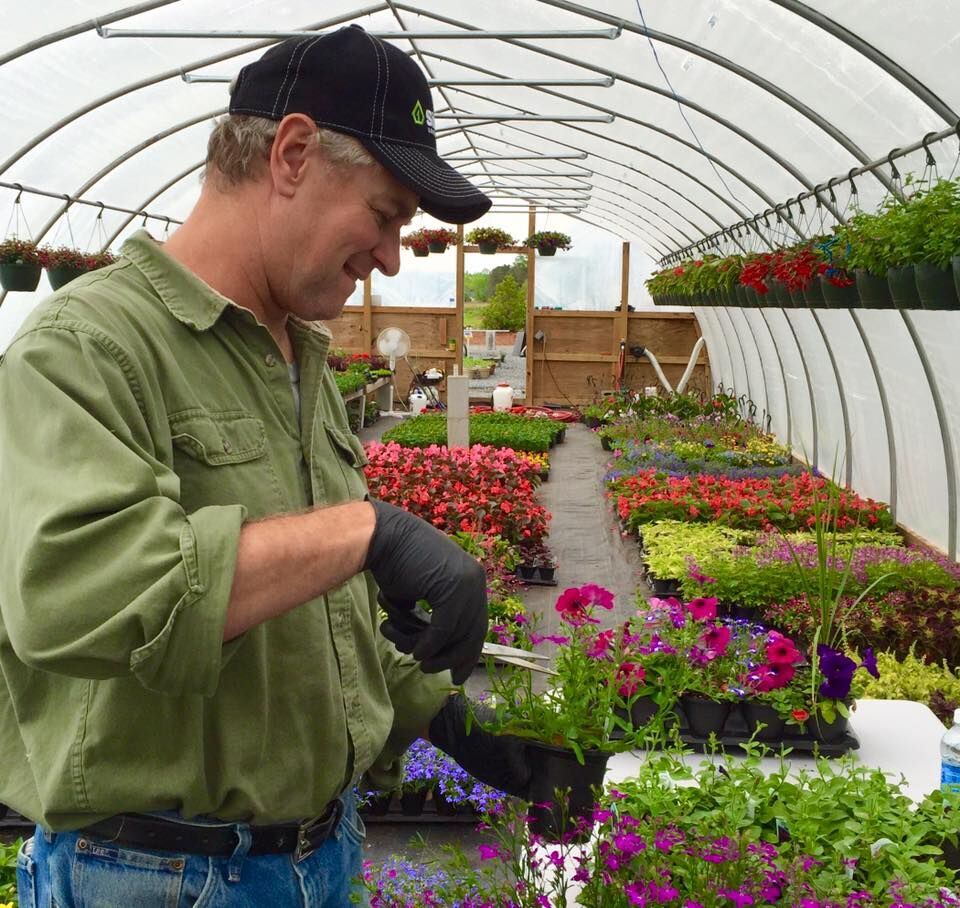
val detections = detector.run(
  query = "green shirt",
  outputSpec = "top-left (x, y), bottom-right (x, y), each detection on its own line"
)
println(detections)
top-left (0, 231), bottom-right (450, 830)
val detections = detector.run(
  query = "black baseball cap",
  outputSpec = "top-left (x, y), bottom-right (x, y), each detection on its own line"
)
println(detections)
top-left (229, 24), bottom-right (491, 224)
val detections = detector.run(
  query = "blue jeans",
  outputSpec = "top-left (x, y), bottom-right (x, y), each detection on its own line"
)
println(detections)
top-left (16, 794), bottom-right (369, 907)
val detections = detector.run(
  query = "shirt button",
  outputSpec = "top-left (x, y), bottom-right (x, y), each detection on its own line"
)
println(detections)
top-left (265, 353), bottom-right (278, 367)
top-left (222, 440), bottom-right (232, 453)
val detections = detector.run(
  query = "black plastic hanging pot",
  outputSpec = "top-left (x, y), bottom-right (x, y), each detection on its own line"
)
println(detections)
top-left (427, 241), bottom-right (448, 254)
top-left (46, 265), bottom-right (88, 290)
top-left (818, 274), bottom-right (860, 309)
top-left (412, 247), bottom-right (429, 257)
top-left (399, 789), bottom-right (428, 816)
top-left (887, 266), bottom-right (921, 308)
top-left (478, 242), bottom-right (498, 255)
top-left (914, 262), bottom-right (959, 310)
top-left (733, 284), bottom-right (749, 307)
top-left (854, 269), bottom-right (894, 308)
top-left (769, 278), bottom-right (791, 308)
top-left (537, 246), bottom-right (557, 256)
top-left (0, 262), bottom-right (42, 292)
top-left (525, 742), bottom-right (609, 842)
top-left (802, 277), bottom-right (825, 308)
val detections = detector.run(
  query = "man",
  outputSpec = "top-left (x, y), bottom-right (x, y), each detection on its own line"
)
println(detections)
top-left (0, 25), bottom-right (529, 907)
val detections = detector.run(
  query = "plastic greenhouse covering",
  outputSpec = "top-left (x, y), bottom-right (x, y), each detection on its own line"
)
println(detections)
top-left (1, 1), bottom-right (959, 557)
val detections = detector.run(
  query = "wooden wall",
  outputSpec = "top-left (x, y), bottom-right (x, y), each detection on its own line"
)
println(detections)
top-left (323, 239), bottom-right (709, 407)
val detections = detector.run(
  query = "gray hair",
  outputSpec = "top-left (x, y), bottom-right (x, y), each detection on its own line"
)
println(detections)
top-left (204, 114), bottom-right (375, 185)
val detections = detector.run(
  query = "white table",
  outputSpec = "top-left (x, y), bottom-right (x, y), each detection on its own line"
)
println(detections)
top-left (605, 699), bottom-right (945, 803)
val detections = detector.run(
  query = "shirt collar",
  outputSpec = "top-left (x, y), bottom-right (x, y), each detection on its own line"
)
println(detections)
top-left (121, 230), bottom-right (335, 355)
top-left (120, 230), bottom-right (234, 331)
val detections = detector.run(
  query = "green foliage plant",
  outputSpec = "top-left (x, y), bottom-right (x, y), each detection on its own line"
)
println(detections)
top-left (381, 411), bottom-right (562, 453)
top-left (523, 230), bottom-right (572, 253)
top-left (860, 646), bottom-right (960, 726)
top-left (642, 519), bottom-right (754, 581)
top-left (480, 273), bottom-right (526, 331)
top-left (0, 836), bottom-right (18, 903)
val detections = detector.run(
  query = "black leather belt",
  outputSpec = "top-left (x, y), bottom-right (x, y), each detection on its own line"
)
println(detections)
top-left (79, 799), bottom-right (344, 864)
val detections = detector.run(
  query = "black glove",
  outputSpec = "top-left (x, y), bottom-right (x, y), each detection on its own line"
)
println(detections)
top-left (365, 499), bottom-right (487, 685)
top-left (429, 693), bottom-right (531, 800)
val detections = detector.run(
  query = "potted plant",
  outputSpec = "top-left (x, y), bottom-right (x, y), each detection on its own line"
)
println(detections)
top-left (0, 238), bottom-right (43, 292)
top-left (421, 227), bottom-right (459, 254)
top-left (523, 230), bottom-right (572, 257)
top-left (40, 246), bottom-right (116, 290)
top-left (465, 226), bottom-right (515, 254)
top-left (477, 584), bottom-right (644, 839)
top-left (401, 228), bottom-right (430, 257)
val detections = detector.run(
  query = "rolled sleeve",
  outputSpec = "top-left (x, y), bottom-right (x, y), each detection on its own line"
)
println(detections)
top-left (130, 505), bottom-right (244, 696)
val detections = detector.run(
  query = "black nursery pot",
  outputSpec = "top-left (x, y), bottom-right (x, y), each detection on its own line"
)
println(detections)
top-left (741, 700), bottom-right (786, 741)
top-left (399, 789), bottom-right (428, 816)
top-left (810, 712), bottom-right (849, 744)
top-left (525, 742), bottom-right (610, 842)
top-left (682, 695), bottom-right (732, 737)
top-left (361, 791), bottom-right (393, 816)
top-left (427, 241), bottom-right (448, 254)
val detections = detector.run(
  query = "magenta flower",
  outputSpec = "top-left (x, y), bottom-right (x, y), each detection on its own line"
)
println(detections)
top-left (765, 633), bottom-right (801, 666)
top-left (701, 624), bottom-right (732, 657)
top-left (686, 597), bottom-right (718, 621)
top-left (580, 583), bottom-right (615, 610)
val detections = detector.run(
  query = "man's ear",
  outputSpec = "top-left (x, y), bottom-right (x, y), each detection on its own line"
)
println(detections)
top-left (269, 113), bottom-right (318, 198)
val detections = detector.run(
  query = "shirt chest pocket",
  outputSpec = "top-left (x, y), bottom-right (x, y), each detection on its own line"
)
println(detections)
top-left (169, 410), bottom-right (285, 517)
top-left (312, 423), bottom-right (369, 505)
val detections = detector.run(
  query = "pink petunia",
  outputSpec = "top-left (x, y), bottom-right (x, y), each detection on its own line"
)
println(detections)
top-left (686, 597), bottom-right (718, 621)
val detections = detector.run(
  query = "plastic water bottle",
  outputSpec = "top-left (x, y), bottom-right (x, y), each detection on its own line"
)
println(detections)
top-left (940, 708), bottom-right (960, 792)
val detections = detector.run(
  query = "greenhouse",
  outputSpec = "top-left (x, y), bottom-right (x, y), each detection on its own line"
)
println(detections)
top-left (1, 2), bottom-right (959, 906)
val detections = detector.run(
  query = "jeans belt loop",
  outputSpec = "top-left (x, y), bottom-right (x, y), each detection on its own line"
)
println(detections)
top-left (294, 798), bottom-right (344, 864)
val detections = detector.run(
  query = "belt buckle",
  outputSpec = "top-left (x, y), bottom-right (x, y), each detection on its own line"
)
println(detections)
top-left (294, 800), bottom-right (343, 864)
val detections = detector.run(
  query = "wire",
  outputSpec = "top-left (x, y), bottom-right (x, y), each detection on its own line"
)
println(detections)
top-left (634, 1), bottom-right (749, 212)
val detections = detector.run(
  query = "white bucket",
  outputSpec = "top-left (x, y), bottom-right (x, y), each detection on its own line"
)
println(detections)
top-left (492, 382), bottom-right (514, 412)
top-left (408, 389), bottom-right (428, 414)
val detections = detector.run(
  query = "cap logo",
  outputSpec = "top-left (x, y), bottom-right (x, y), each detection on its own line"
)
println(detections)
top-left (411, 100), bottom-right (425, 126)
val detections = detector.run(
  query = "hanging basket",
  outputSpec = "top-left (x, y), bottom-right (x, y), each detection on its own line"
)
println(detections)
top-left (0, 262), bottom-right (42, 292)
top-left (887, 266), bottom-right (920, 308)
top-left (914, 262), bottom-right (958, 311)
top-left (46, 265), bottom-right (88, 290)
top-left (427, 241), bottom-right (448, 254)
top-left (537, 246), bottom-right (557, 256)
top-left (818, 274), bottom-right (860, 308)
top-left (802, 277), bottom-right (825, 308)
top-left (478, 241), bottom-right (498, 255)
top-left (854, 268), bottom-right (894, 309)
top-left (412, 247), bottom-right (429, 258)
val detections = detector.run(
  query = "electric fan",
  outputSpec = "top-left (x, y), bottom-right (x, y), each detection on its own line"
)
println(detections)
top-left (375, 326), bottom-right (412, 417)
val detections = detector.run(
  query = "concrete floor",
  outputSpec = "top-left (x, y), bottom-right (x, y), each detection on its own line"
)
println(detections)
top-left (358, 418), bottom-right (646, 867)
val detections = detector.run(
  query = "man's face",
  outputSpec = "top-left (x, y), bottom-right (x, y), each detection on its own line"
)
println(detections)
top-left (267, 150), bottom-right (419, 321)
